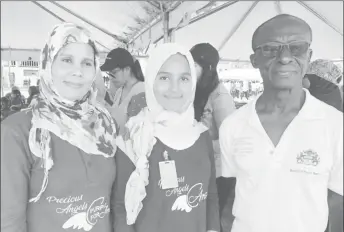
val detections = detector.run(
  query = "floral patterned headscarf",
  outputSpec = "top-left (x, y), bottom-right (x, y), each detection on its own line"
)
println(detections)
top-left (307, 59), bottom-right (343, 85)
top-left (28, 23), bottom-right (117, 203)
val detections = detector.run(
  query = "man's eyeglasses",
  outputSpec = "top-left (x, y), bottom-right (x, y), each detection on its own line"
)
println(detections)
top-left (254, 41), bottom-right (310, 58)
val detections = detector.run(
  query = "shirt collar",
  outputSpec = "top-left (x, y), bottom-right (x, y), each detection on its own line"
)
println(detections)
top-left (248, 88), bottom-right (325, 126)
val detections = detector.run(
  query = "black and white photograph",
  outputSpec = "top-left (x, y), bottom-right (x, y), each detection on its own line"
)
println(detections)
top-left (1, 1), bottom-right (343, 232)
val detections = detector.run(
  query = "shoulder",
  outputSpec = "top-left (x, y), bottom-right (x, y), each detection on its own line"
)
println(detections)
top-left (127, 92), bottom-right (147, 118)
top-left (308, 93), bottom-right (342, 124)
top-left (1, 110), bottom-right (32, 148)
top-left (210, 83), bottom-right (230, 99)
top-left (221, 101), bottom-right (251, 127)
top-left (132, 81), bottom-right (145, 94)
top-left (1, 109), bottom-right (32, 131)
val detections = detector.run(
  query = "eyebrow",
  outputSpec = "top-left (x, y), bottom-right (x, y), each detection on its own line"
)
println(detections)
top-left (59, 53), bottom-right (94, 61)
top-left (158, 71), bottom-right (191, 76)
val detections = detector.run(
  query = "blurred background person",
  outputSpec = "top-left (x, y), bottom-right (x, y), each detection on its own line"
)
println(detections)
top-left (190, 43), bottom-right (235, 219)
top-left (100, 48), bottom-right (145, 135)
top-left (26, 86), bottom-right (39, 106)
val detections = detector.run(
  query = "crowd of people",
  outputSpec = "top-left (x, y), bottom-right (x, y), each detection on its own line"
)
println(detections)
top-left (0, 85), bottom-right (39, 121)
top-left (1, 13), bottom-right (343, 232)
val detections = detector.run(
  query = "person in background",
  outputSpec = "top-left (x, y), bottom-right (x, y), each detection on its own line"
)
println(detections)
top-left (220, 14), bottom-right (343, 232)
top-left (1, 97), bottom-right (12, 121)
top-left (10, 89), bottom-right (24, 111)
top-left (113, 43), bottom-right (220, 232)
top-left (304, 59), bottom-right (343, 112)
top-left (100, 48), bottom-right (145, 135)
top-left (190, 43), bottom-right (236, 221)
top-left (26, 86), bottom-right (39, 106)
top-left (1, 23), bottom-right (117, 232)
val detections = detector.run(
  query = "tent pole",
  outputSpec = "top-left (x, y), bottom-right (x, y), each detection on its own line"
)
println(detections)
top-left (50, 1), bottom-right (127, 44)
top-left (297, 1), bottom-right (343, 36)
top-left (218, 1), bottom-right (259, 52)
top-left (274, 1), bottom-right (282, 15)
top-left (31, 1), bottom-right (65, 22)
top-left (30, 1), bottom-right (110, 51)
top-left (160, 2), bottom-right (170, 43)
top-left (153, 1), bottom-right (240, 45)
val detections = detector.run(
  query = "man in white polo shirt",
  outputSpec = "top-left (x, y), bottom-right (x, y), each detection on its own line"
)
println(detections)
top-left (219, 14), bottom-right (343, 232)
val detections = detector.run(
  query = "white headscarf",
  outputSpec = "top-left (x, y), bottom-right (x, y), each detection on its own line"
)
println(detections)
top-left (116, 43), bottom-right (208, 225)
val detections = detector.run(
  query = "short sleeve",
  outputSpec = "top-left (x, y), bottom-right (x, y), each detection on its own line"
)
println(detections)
top-left (219, 117), bottom-right (237, 178)
top-left (127, 92), bottom-right (147, 119)
top-left (328, 119), bottom-right (343, 196)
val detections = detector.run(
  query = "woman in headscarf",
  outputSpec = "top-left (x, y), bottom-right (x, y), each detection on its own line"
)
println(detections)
top-left (1, 23), bottom-right (117, 232)
top-left (113, 43), bottom-right (220, 232)
top-left (100, 48), bottom-right (145, 135)
top-left (190, 44), bottom-right (236, 219)
top-left (304, 59), bottom-right (343, 112)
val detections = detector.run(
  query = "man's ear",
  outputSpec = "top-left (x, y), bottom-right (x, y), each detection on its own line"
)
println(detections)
top-left (250, 54), bottom-right (258, 68)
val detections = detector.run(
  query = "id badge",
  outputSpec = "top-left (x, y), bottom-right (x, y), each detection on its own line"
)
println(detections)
top-left (159, 160), bottom-right (179, 190)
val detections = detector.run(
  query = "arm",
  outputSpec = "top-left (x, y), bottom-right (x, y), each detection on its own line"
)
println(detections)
top-left (1, 123), bottom-right (31, 232)
top-left (220, 178), bottom-right (236, 232)
top-left (328, 123), bottom-right (343, 232)
top-left (328, 190), bottom-right (343, 232)
top-left (219, 117), bottom-right (237, 231)
top-left (112, 148), bottom-right (136, 232)
top-left (212, 83), bottom-right (236, 133)
top-left (205, 132), bottom-right (221, 232)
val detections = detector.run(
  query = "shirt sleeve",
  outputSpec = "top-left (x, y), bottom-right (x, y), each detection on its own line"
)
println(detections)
top-left (211, 83), bottom-right (236, 138)
top-left (1, 123), bottom-right (31, 232)
top-left (328, 118), bottom-right (343, 196)
top-left (219, 117), bottom-right (237, 178)
top-left (205, 132), bottom-right (221, 232)
top-left (127, 92), bottom-right (147, 119)
top-left (112, 148), bottom-right (136, 232)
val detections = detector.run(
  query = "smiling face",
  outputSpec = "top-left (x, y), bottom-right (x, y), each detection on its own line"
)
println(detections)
top-left (250, 16), bottom-right (312, 91)
top-left (153, 54), bottom-right (193, 113)
top-left (51, 43), bottom-right (96, 101)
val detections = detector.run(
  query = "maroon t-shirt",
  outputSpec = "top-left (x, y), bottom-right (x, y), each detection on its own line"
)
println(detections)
top-left (1, 110), bottom-right (116, 232)
top-left (113, 132), bottom-right (220, 232)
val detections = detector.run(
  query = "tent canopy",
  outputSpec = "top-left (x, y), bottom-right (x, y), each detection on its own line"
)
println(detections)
top-left (1, 1), bottom-right (343, 61)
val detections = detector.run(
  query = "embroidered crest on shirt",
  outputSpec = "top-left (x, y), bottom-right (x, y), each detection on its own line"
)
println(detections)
top-left (46, 195), bottom-right (110, 231)
top-left (296, 149), bottom-right (320, 166)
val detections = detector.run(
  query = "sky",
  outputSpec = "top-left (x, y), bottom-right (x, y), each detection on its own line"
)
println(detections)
top-left (1, 1), bottom-right (343, 61)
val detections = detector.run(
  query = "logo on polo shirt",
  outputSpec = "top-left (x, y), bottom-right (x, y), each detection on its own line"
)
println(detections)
top-left (296, 149), bottom-right (320, 166)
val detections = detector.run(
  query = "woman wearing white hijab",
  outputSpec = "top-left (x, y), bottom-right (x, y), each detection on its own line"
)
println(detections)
top-left (1, 23), bottom-right (117, 232)
top-left (113, 43), bottom-right (220, 232)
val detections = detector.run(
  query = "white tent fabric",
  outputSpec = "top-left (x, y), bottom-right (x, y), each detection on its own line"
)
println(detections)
top-left (131, 1), bottom-right (343, 61)
top-left (1, 1), bottom-right (343, 61)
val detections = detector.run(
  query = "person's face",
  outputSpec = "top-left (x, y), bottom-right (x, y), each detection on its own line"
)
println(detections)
top-left (107, 67), bottom-right (130, 89)
top-left (153, 54), bottom-right (193, 113)
top-left (250, 19), bottom-right (312, 90)
top-left (51, 43), bottom-right (95, 101)
top-left (194, 62), bottom-right (203, 81)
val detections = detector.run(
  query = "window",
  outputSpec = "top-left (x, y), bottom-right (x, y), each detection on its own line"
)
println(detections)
top-left (10, 61), bottom-right (16, 66)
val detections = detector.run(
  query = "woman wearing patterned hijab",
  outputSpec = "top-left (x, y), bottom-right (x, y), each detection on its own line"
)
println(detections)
top-left (113, 43), bottom-right (220, 232)
top-left (1, 23), bottom-right (117, 232)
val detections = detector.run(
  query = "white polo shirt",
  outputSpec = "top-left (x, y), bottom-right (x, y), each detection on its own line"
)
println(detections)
top-left (220, 89), bottom-right (343, 232)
